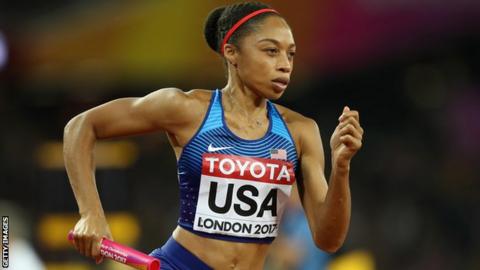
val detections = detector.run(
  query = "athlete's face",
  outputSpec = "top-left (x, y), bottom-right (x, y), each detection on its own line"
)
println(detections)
top-left (230, 16), bottom-right (295, 100)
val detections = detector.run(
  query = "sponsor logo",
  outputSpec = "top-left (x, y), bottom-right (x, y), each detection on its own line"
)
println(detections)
top-left (207, 143), bottom-right (234, 152)
top-left (194, 154), bottom-right (295, 238)
top-left (203, 154), bottom-right (293, 183)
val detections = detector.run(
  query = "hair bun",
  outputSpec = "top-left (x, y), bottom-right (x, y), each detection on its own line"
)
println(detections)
top-left (204, 6), bottom-right (225, 52)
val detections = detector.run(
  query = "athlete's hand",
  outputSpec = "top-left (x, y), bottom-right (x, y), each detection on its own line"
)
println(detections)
top-left (71, 212), bottom-right (113, 263)
top-left (330, 106), bottom-right (363, 169)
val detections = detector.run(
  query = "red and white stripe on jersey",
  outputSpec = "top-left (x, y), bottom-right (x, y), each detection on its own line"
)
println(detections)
top-left (201, 153), bottom-right (296, 185)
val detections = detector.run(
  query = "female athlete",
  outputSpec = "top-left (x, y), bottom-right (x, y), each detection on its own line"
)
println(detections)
top-left (64, 2), bottom-right (364, 269)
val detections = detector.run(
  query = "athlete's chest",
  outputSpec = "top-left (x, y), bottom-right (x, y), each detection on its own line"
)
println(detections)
top-left (223, 114), bottom-right (270, 141)
top-left (193, 152), bottom-right (296, 238)
top-left (178, 121), bottom-right (298, 239)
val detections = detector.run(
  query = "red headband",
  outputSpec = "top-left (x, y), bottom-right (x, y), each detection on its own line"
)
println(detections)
top-left (220, 8), bottom-right (279, 54)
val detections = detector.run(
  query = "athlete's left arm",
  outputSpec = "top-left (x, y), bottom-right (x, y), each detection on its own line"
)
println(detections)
top-left (296, 106), bottom-right (363, 253)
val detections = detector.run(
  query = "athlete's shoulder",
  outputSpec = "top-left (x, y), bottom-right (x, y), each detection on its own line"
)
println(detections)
top-left (141, 88), bottom-right (213, 111)
top-left (137, 88), bottom-right (214, 128)
top-left (145, 87), bottom-right (211, 102)
top-left (184, 88), bottom-right (214, 103)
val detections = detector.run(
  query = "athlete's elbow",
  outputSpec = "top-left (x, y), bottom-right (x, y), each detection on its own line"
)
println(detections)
top-left (313, 233), bottom-right (344, 253)
top-left (64, 112), bottom-right (96, 142)
top-left (64, 115), bottom-right (79, 138)
top-left (64, 113), bottom-right (86, 135)
top-left (316, 242), bottom-right (342, 254)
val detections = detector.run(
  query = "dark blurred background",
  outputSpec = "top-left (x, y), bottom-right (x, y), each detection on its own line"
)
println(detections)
top-left (1, 0), bottom-right (479, 269)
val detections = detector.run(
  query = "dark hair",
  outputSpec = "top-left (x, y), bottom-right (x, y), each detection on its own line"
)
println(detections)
top-left (204, 2), bottom-right (281, 54)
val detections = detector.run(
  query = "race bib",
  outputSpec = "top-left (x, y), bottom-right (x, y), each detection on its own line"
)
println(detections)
top-left (194, 153), bottom-right (296, 238)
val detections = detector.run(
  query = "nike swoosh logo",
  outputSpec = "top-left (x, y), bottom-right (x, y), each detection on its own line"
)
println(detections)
top-left (208, 143), bottom-right (234, 152)
top-left (178, 171), bottom-right (186, 175)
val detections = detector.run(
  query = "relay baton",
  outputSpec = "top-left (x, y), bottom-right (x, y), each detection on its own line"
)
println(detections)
top-left (68, 231), bottom-right (160, 270)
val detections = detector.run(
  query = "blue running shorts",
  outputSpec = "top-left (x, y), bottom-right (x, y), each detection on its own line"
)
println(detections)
top-left (149, 237), bottom-right (212, 270)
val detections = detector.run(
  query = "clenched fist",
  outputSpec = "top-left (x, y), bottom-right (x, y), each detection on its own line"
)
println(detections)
top-left (71, 212), bottom-right (113, 263)
top-left (330, 106), bottom-right (364, 169)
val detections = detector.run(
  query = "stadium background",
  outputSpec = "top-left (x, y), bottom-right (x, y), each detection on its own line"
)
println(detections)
top-left (1, 0), bottom-right (479, 269)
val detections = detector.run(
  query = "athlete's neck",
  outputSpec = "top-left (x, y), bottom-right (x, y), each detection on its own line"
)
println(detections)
top-left (221, 80), bottom-right (268, 122)
top-left (222, 70), bottom-right (268, 122)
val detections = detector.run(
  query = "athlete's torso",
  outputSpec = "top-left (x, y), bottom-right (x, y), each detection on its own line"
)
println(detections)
top-left (172, 89), bottom-right (299, 244)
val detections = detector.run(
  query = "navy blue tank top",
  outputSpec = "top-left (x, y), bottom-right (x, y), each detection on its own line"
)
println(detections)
top-left (177, 89), bottom-right (298, 243)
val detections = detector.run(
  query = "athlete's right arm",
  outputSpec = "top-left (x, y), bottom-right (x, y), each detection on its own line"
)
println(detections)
top-left (63, 88), bottom-right (194, 261)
